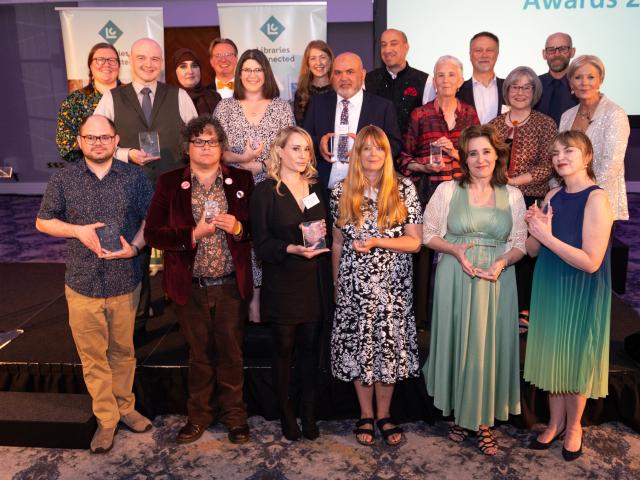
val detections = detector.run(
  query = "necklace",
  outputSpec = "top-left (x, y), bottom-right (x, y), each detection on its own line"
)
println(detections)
top-left (576, 107), bottom-right (594, 123)
top-left (508, 110), bottom-right (531, 127)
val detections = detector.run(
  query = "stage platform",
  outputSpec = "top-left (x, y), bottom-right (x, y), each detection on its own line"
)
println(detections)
top-left (1, 263), bottom-right (639, 432)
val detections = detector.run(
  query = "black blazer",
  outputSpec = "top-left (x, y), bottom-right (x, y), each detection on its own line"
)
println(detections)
top-left (456, 77), bottom-right (505, 122)
top-left (302, 90), bottom-right (402, 188)
top-left (250, 179), bottom-right (331, 323)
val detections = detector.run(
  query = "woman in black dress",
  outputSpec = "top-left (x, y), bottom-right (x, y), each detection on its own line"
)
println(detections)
top-left (250, 126), bottom-right (331, 441)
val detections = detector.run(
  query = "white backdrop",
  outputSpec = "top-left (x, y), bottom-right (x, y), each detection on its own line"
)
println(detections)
top-left (57, 7), bottom-right (165, 89)
top-left (218, 2), bottom-right (327, 101)
top-left (388, 0), bottom-right (639, 115)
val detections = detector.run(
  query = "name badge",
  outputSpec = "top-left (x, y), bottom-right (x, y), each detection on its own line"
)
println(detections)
top-left (335, 124), bottom-right (349, 135)
top-left (302, 192), bottom-right (320, 210)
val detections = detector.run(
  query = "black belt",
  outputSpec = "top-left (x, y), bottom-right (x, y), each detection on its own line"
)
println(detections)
top-left (192, 273), bottom-right (235, 288)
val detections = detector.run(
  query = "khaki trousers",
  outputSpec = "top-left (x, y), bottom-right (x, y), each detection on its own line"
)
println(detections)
top-left (65, 284), bottom-right (140, 428)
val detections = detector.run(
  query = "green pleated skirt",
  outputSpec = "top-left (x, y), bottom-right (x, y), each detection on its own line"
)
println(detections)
top-left (524, 247), bottom-right (611, 398)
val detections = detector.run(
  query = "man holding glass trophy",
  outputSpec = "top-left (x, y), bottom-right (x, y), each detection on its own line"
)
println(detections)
top-left (303, 52), bottom-right (401, 190)
top-left (94, 37), bottom-right (198, 337)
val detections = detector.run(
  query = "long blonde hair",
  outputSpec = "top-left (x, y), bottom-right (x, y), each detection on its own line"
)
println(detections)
top-left (266, 126), bottom-right (317, 195)
top-left (336, 125), bottom-right (407, 231)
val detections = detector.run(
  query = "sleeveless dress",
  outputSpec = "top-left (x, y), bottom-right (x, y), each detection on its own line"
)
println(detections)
top-left (524, 185), bottom-right (611, 398)
top-left (425, 184), bottom-right (521, 431)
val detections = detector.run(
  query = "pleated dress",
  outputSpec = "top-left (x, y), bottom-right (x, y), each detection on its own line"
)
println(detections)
top-left (425, 185), bottom-right (521, 431)
top-left (524, 185), bottom-right (611, 398)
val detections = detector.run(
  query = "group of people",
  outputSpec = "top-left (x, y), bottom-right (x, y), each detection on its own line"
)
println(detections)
top-left (43, 26), bottom-right (628, 459)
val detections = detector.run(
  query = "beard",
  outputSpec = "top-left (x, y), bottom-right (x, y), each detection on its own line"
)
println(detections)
top-left (84, 149), bottom-right (114, 164)
top-left (549, 58), bottom-right (570, 73)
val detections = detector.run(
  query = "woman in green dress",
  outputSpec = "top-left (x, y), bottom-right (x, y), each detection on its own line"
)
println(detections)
top-left (422, 124), bottom-right (527, 455)
top-left (524, 131), bottom-right (613, 461)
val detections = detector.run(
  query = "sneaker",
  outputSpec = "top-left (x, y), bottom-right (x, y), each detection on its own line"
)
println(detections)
top-left (120, 410), bottom-right (152, 433)
top-left (90, 425), bottom-right (117, 454)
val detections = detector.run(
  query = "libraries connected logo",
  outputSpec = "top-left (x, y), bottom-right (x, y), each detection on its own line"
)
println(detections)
top-left (98, 20), bottom-right (123, 45)
top-left (260, 16), bottom-right (285, 42)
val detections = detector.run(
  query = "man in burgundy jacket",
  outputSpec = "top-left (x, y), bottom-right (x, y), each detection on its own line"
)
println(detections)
top-left (144, 116), bottom-right (254, 444)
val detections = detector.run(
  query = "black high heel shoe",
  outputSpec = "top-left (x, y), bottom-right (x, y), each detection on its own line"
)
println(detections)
top-left (562, 436), bottom-right (583, 461)
top-left (280, 401), bottom-right (301, 441)
top-left (301, 403), bottom-right (319, 440)
top-left (528, 427), bottom-right (566, 450)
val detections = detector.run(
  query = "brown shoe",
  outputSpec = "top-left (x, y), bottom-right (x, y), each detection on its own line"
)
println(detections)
top-left (228, 424), bottom-right (250, 444)
top-left (176, 421), bottom-right (208, 444)
top-left (90, 425), bottom-right (117, 454)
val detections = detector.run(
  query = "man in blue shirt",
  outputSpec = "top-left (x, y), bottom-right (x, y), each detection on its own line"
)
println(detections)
top-left (535, 32), bottom-right (578, 126)
top-left (36, 115), bottom-right (154, 454)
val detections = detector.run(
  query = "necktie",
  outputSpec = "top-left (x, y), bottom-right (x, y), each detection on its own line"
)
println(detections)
top-left (217, 80), bottom-right (234, 90)
top-left (337, 99), bottom-right (349, 162)
top-left (140, 87), bottom-right (152, 127)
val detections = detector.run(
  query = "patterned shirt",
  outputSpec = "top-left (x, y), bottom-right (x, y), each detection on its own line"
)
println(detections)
top-left (489, 110), bottom-right (557, 198)
top-left (191, 171), bottom-right (235, 278)
top-left (56, 86), bottom-right (103, 162)
top-left (37, 159), bottom-right (153, 298)
top-left (399, 100), bottom-right (479, 183)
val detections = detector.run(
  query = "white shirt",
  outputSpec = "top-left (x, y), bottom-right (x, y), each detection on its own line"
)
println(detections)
top-left (328, 89), bottom-right (364, 189)
top-left (94, 80), bottom-right (198, 162)
top-left (471, 75), bottom-right (499, 124)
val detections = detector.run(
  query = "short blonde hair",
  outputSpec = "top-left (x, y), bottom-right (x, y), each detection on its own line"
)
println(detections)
top-left (567, 55), bottom-right (605, 84)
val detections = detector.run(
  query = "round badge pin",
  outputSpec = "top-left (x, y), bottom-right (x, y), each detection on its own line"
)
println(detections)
top-left (181, 181), bottom-right (190, 190)
top-left (236, 190), bottom-right (244, 199)
top-left (225, 177), bottom-right (233, 185)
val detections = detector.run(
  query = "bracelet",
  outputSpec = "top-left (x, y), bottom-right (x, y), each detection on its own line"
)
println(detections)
top-left (232, 221), bottom-right (243, 236)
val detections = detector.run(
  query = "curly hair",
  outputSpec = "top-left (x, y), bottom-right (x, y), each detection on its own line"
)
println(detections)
top-left (180, 115), bottom-right (227, 158)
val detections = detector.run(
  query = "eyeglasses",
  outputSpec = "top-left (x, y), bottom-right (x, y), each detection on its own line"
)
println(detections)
top-left (80, 135), bottom-right (115, 144)
top-left (190, 138), bottom-right (220, 148)
top-left (241, 68), bottom-right (264, 75)
top-left (93, 57), bottom-right (119, 67)
top-left (544, 46), bottom-right (571, 55)
top-left (509, 85), bottom-right (534, 93)
top-left (212, 52), bottom-right (236, 59)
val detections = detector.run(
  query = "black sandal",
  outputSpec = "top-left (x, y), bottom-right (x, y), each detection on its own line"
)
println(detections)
top-left (376, 418), bottom-right (404, 446)
top-left (448, 424), bottom-right (469, 443)
top-left (477, 428), bottom-right (498, 456)
top-left (353, 418), bottom-right (375, 446)
top-left (519, 311), bottom-right (529, 334)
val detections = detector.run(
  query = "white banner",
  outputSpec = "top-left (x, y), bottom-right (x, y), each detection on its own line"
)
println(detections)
top-left (57, 7), bottom-right (164, 91)
top-left (218, 2), bottom-right (327, 101)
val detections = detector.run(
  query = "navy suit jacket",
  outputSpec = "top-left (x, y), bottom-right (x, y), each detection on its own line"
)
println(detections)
top-left (302, 90), bottom-right (401, 188)
top-left (456, 77), bottom-right (505, 122)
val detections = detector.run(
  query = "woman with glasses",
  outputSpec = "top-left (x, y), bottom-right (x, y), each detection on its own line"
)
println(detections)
top-left (489, 66), bottom-right (557, 333)
top-left (56, 42), bottom-right (120, 162)
top-left (293, 40), bottom-right (334, 125)
top-left (250, 126), bottom-right (331, 441)
top-left (172, 48), bottom-right (221, 115)
top-left (214, 49), bottom-right (295, 323)
top-left (559, 55), bottom-right (630, 222)
top-left (331, 126), bottom-right (422, 447)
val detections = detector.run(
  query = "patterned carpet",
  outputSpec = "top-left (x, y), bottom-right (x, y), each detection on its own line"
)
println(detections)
top-left (2, 416), bottom-right (640, 479)
top-left (1, 194), bottom-right (639, 479)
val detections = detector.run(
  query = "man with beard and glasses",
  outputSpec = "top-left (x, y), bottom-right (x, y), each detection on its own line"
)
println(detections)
top-left (303, 52), bottom-right (401, 190)
top-left (535, 32), bottom-right (578, 126)
top-left (36, 115), bottom-right (154, 454)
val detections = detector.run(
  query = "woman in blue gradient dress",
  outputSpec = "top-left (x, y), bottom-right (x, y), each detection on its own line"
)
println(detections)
top-left (524, 130), bottom-right (613, 462)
